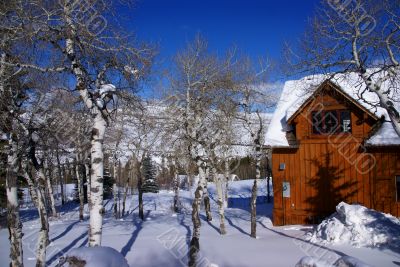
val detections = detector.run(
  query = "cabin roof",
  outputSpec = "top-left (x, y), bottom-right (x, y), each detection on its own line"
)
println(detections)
top-left (265, 72), bottom-right (400, 147)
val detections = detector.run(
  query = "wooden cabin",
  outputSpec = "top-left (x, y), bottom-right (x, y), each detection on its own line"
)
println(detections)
top-left (265, 75), bottom-right (400, 225)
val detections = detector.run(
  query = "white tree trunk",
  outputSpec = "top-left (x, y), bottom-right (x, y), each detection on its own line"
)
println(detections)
top-left (122, 164), bottom-right (130, 216)
top-left (45, 160), bottom-right (57, 217)
top-left (363, 75), bottom-right (400, 137)
top-left (112, 160), bottom-right (118, 218)
top-left (85, 160), bottom-right (91, 210)
top-left (122, 183), bottom-right (129, 216)
top-left (224, 159), bottom-right (230, 207)
top-left (172, 159), bottom-right (180, 213)
top-left (203, 165), bottom-right (212, 222)
top-left (56, 148), bottom-right (65, 205)
top-left (214, 168), bottom-right (226, 235)
top-left (250, 143), bottom-right (261, 238)
top-left (6, 136), bottom-right (24, 267)
top-left (88, 112), bottom-right (106, 246)
top-left (75, 154), bottom-right (84, 221)
top-left (189, 159), bottom-right (206, 267)
top-left (22, 164), bottom-right (38, 208)
top-left (35, 168), bottom-right (50, 267)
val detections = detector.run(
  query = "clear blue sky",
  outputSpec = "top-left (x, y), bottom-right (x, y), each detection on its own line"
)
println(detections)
top-left (120, 0), bottom-right (320, 63)
top-left (116, 0), bottom-right (321, 96)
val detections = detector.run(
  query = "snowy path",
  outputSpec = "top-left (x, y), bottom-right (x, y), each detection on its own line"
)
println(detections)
top-left (0, 180), bottom-right (399, 267)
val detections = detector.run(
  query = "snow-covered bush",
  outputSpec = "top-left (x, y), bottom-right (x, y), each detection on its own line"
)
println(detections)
top-left (58, 246), bottom-right (129, 267)
top-left (295, 255), bottom-right (372, 267)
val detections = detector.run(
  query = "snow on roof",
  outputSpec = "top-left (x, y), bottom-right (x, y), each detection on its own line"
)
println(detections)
top-left (365, 122), bottom-right (400, 146)
top-left (265, 72), bottom-right (400, 147)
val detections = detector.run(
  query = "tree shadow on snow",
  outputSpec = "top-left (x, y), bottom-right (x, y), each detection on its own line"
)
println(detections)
top-left (362, 209), bottom-right (400, 254)
top-left (46, 231), bottom-right (88, 266)
top-left (225, 215), bottom-right (250, 236)
top-left (120, 210), bottom-right (150, 257)
top-left (257, 220), bottom-right (348, 258)
top-left (177, 213), bottom-right (192, 246)
top-left (199, 213), bottom-right (220, 234)
top-left (50, 220), bottom-right (81, 242)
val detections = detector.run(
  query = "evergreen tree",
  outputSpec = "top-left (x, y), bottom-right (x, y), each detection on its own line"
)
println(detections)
top-left (141, 156), bottom-right (159, 193)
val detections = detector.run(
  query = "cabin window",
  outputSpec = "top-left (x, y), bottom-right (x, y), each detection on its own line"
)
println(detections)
top-left (311, 110), bottom-right (351, 134)
top-left (396, 176), bottom-right (400, 202)
top-left (340, 111), bottom-right (351, 133)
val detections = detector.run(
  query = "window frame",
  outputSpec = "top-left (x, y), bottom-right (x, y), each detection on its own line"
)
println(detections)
top-left (311, 109), bottom-right (352, 135)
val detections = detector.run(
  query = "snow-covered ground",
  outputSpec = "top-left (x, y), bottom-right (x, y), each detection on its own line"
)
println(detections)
top-left (1, 180), bottom-right (399, 267)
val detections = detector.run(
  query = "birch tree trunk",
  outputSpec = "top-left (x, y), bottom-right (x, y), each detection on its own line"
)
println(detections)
top-left (224, 159), bottom-right (230, 207)
top-left (112, 159), bottom-right (119, 218)
top-left (6, 136), bottom-right (24, 267)
top-left (88, 111), bottom-right (106, 246)
top-left (85, 159), bottom-right (91, 210)
top-left (203, 164), bottom-right (212, 222)
top-left (135, 159), bottom-right (144, 220)
top-left (122, 164), bottom-right (130, 216)
top-left (45, 160), bottom-right (57, 217)
top-left (250, 141), bottom-right (261, 238)
top-left (172, 159), bottom-right (180, 213)
top-left (189, 159), bottom-right (206, 267)
top-left (22, 163), bottom-right (38, 208)
top-left (75, 154), bottom-right (84, 221)
top-left (213, 168), bottom-right (226, 235)
top-left (266, 154), bottom-right (272, 203)
top-left (56, 149), bottom-right (65, 205)
top-left (34, 168), bottom-right (50, 267)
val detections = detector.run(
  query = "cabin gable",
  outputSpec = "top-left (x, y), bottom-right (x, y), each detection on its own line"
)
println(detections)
top-left (286, 82), bottom-right (378, 145)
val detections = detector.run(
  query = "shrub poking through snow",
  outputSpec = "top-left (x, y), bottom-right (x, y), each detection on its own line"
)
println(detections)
top-left (58, 246), bottom-right (129, 267)
top-left (307, 202), bottom-right (400, 250)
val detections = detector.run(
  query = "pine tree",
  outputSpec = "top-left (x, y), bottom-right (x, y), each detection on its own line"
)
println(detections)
top-left (141, 156), bottom-right (159, 193)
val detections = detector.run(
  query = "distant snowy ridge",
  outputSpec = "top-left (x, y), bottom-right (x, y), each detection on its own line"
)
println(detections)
top-left (307, 202), bottom-right (400, 250)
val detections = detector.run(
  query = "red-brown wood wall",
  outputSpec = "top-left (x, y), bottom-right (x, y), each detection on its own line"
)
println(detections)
top-left (272, 84), bottom-right (400, 225)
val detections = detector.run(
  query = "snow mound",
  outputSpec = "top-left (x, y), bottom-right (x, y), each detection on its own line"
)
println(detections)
top-left (307, 202), bottom-right (400, 250)
top-left (295, 255), bottom-right (372, 267)
top-left (59, 246), bottom-right (129, 267)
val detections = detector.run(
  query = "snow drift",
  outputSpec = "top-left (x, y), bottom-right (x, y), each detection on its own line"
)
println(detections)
top-left (59, 246), bottom-right (129, 267)
top-left (307, 202), bottom-right (400, 251)
top-left (295, 255), bottom-right (372, 267)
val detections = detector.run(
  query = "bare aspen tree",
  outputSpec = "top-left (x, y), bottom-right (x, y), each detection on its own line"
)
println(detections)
top-left (75, 153), bottom-right (85, 221)
top-left (122, 160), bottom-right (130, 216)
top-left (234, 56), bottom-right (275, 238)
top-left (0, 0), bottom-right (153, 248)
top-left (169, 156), bottom-right (181, 213)
top-left (169, 35), bottom-right (240, 266)
top-left (5, 133), bottom-right (24, 267)
top-left (285, 0), bottom-right (400, 136)
top-left (27, 130), bottom-right (50, 267)
top-left (44, 157), bottom-right (58, 217)
top-left (55, 145), bottom-right (65, 205)
top-left (126, 105), bottom-right (163, 220)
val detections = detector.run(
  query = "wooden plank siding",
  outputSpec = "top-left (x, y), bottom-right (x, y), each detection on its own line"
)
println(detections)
top-left (271, 85), bottom-right (400, 225)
